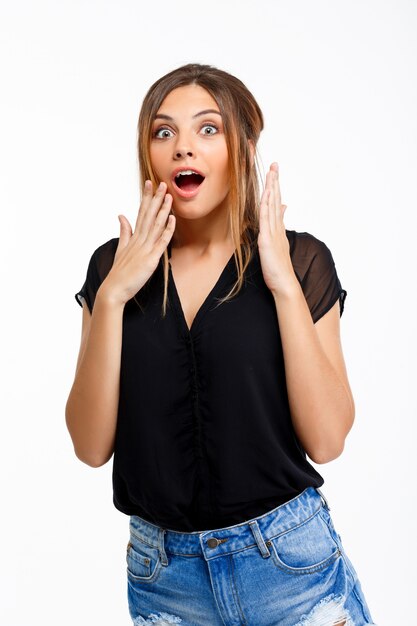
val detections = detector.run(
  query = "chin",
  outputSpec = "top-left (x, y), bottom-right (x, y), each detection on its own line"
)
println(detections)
top-left (172, 208), bottom-right (211, 220)
top-left (173, 196), bottom-right (228, 217)
top-left (172, 201), bottom-right (214, 215)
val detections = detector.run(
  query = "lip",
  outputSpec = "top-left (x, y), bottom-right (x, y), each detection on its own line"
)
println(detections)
top-left (171, 166), bottom-right (206, 180)
top-left (172, 176), bottom-right (205, 199)
top-left (171, 166), bottom-right (206, 199)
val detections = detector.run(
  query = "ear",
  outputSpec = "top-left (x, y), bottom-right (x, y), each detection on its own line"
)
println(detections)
top-left (248, 139), bottom-right (255, 168)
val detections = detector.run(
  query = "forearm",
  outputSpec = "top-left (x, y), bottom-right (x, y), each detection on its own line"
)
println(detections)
top-left (272, 279), bottom-right (353, 464)
top-left (65, 288), bottom-right (124, 467)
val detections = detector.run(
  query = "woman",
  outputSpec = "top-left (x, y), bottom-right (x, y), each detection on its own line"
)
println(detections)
top-left (66, 63), bottom-right (376, 625)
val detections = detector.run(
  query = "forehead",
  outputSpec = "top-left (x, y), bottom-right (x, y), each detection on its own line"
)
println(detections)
top-left (156, 84), bottom-right (219, 115)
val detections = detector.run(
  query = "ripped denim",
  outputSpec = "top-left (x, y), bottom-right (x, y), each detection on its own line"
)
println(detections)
top-left (125, 487), bottom-right (376, 625)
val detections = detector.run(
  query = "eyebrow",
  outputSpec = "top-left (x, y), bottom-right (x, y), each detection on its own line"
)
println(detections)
top-left (153, 109), bottom-right (222, 121)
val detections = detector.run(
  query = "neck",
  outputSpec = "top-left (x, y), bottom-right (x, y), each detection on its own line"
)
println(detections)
top-left (170, 206), bottom-right (233, 255)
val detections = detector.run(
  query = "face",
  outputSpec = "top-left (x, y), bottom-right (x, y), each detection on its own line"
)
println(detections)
top-left (150, 84), bottom-right (230, 220)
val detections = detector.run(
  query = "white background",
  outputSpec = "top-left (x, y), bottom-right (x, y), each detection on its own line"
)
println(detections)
top-left (1, 1), bottom-right (415, 624)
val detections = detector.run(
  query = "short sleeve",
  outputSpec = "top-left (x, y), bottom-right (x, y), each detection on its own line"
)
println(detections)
top-left (288, 231), bottom-right (347, 324)
top-left (74, 238), bottom-right (119, 314)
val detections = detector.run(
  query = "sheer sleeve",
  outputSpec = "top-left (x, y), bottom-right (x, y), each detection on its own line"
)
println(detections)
top-left (74, 237), bottom-right (119, 314)
top-left (288, 230), bottom-right (347, 324)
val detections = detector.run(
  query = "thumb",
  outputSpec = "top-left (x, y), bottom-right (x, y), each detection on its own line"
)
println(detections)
top-left (117, 214), bottom-right (132, 249)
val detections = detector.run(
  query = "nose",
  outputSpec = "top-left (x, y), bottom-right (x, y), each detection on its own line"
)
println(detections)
top-left (174, 147), bottom-right (193, 159)
top-left (173, 130), bottom-right (195, 160)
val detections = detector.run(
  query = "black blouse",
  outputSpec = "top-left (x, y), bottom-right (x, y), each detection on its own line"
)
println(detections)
top-left (74, 230), bottom-right (347, 532)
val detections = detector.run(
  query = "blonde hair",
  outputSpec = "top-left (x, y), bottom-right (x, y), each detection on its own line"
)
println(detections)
top-left (136, 63), bottom-right (264, 316)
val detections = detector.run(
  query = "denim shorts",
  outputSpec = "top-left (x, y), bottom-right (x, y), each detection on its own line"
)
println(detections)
top-left (126, 487), bottom-right (376, 625)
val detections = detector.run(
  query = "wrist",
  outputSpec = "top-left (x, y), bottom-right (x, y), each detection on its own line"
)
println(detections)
top-left (270, 274), bottom-right (302, 301)
top-left (96, 281), bottom-right (127, 311)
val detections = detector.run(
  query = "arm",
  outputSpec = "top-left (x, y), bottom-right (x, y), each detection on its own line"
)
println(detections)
top-left (258, 162), bottom-right (354, 464)
top-left (65, 286), bottom-right (124, 468)
top-left (66, 180), bottom-right (176, 468)
top-left (272, 284), bottom-right (355, 464)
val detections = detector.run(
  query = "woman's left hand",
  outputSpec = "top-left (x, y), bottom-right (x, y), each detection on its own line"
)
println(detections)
top-left (258, 163), bottom-right (299, 296)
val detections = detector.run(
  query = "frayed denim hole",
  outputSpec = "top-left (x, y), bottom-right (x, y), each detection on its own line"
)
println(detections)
top-left (293, 593), bottom-right (353, 625)
top-left (133, 611), bottom-right (183, 625)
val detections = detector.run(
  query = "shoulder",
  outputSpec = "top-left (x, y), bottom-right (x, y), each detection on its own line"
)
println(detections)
top-left (286, 229), bottom-right (347, 322)
top-left (92, 236), bottom-right (119, 257)
top-left (90, 237), bottom-right (119, 278)
top-left (286, 229), bottom-right (333, 279)
top-left (286, 229), bottom-right (330, 253)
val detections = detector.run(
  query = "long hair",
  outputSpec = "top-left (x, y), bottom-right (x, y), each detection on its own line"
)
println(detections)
top-left (136, 63), bottom-right (264, 316)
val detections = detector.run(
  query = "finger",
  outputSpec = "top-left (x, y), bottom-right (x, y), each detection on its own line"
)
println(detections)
top-left (141, 181), bottom-right (171, 239)
top-left (116, 214), bottom-right (132, 256)
top-left (272, 163), bottom-right (282, 220)
top-left (259, 183), bottom-right (271, 237)
top-left (151, 193), bottom-right (173, 241)
top-left (267, 168), bottom-right (277, 232)
top-left (154, 214), bottom-right (176, 256)
top-left (134, 179), bottom-right (154, 234)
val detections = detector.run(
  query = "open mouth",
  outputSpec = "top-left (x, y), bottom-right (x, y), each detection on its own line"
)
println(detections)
top-left (174, 172), bottom-right (205, 192)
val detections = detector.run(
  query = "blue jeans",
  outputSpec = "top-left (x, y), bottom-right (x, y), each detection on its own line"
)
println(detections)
top-left (126, 487), bottom-right (375, 625)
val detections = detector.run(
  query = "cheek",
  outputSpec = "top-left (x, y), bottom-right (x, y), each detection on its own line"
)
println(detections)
top-left (219, 146), bottom-right (229, 174)
top-left (149, 144), bottom-right (166, 171)
top-left (210, 148), bottom-right (229, 182)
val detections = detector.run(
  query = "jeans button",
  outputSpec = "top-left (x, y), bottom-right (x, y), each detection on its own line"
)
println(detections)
top-left (207, 537), bottom-right (220, 548)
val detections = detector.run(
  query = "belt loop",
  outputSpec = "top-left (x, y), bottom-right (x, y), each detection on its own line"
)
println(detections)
top-left (316, 487), bottom-right (331, 511)
top-left (158, 528), bottom-right (168, 566)
top-left (248, 520), bottom-right (271, 559)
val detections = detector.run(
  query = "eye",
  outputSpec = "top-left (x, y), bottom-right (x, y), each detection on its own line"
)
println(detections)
top-left (153, 127), bottom-right (174, 139)
top-left (200, 123), bottom-right (219, 135)
top-left (152, 122), bottom-right (220, 140)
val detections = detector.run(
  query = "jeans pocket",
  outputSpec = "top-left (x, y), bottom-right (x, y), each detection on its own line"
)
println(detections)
top-left (126, 532), bottom-right (162, 584)
top-left (268, 508), bottom-right (341, 575)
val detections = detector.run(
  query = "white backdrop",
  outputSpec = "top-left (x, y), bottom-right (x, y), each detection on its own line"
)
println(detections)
top-left (1, 1), bottom-right (415, 624)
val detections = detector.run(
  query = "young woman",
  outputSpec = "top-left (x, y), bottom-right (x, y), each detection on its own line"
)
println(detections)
top-left (66, 63), bottom-right (376, 626)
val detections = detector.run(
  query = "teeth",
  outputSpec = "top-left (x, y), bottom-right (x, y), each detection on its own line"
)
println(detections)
top-left (175, 170), bottom-right (201, 178)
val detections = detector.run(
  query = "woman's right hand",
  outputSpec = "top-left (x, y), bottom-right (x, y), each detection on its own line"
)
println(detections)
top-left (99, 180), bottom-right (175, 306)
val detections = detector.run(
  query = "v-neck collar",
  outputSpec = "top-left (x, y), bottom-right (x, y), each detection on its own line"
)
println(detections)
top-left (167, 249), bottom-right (236, 336)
